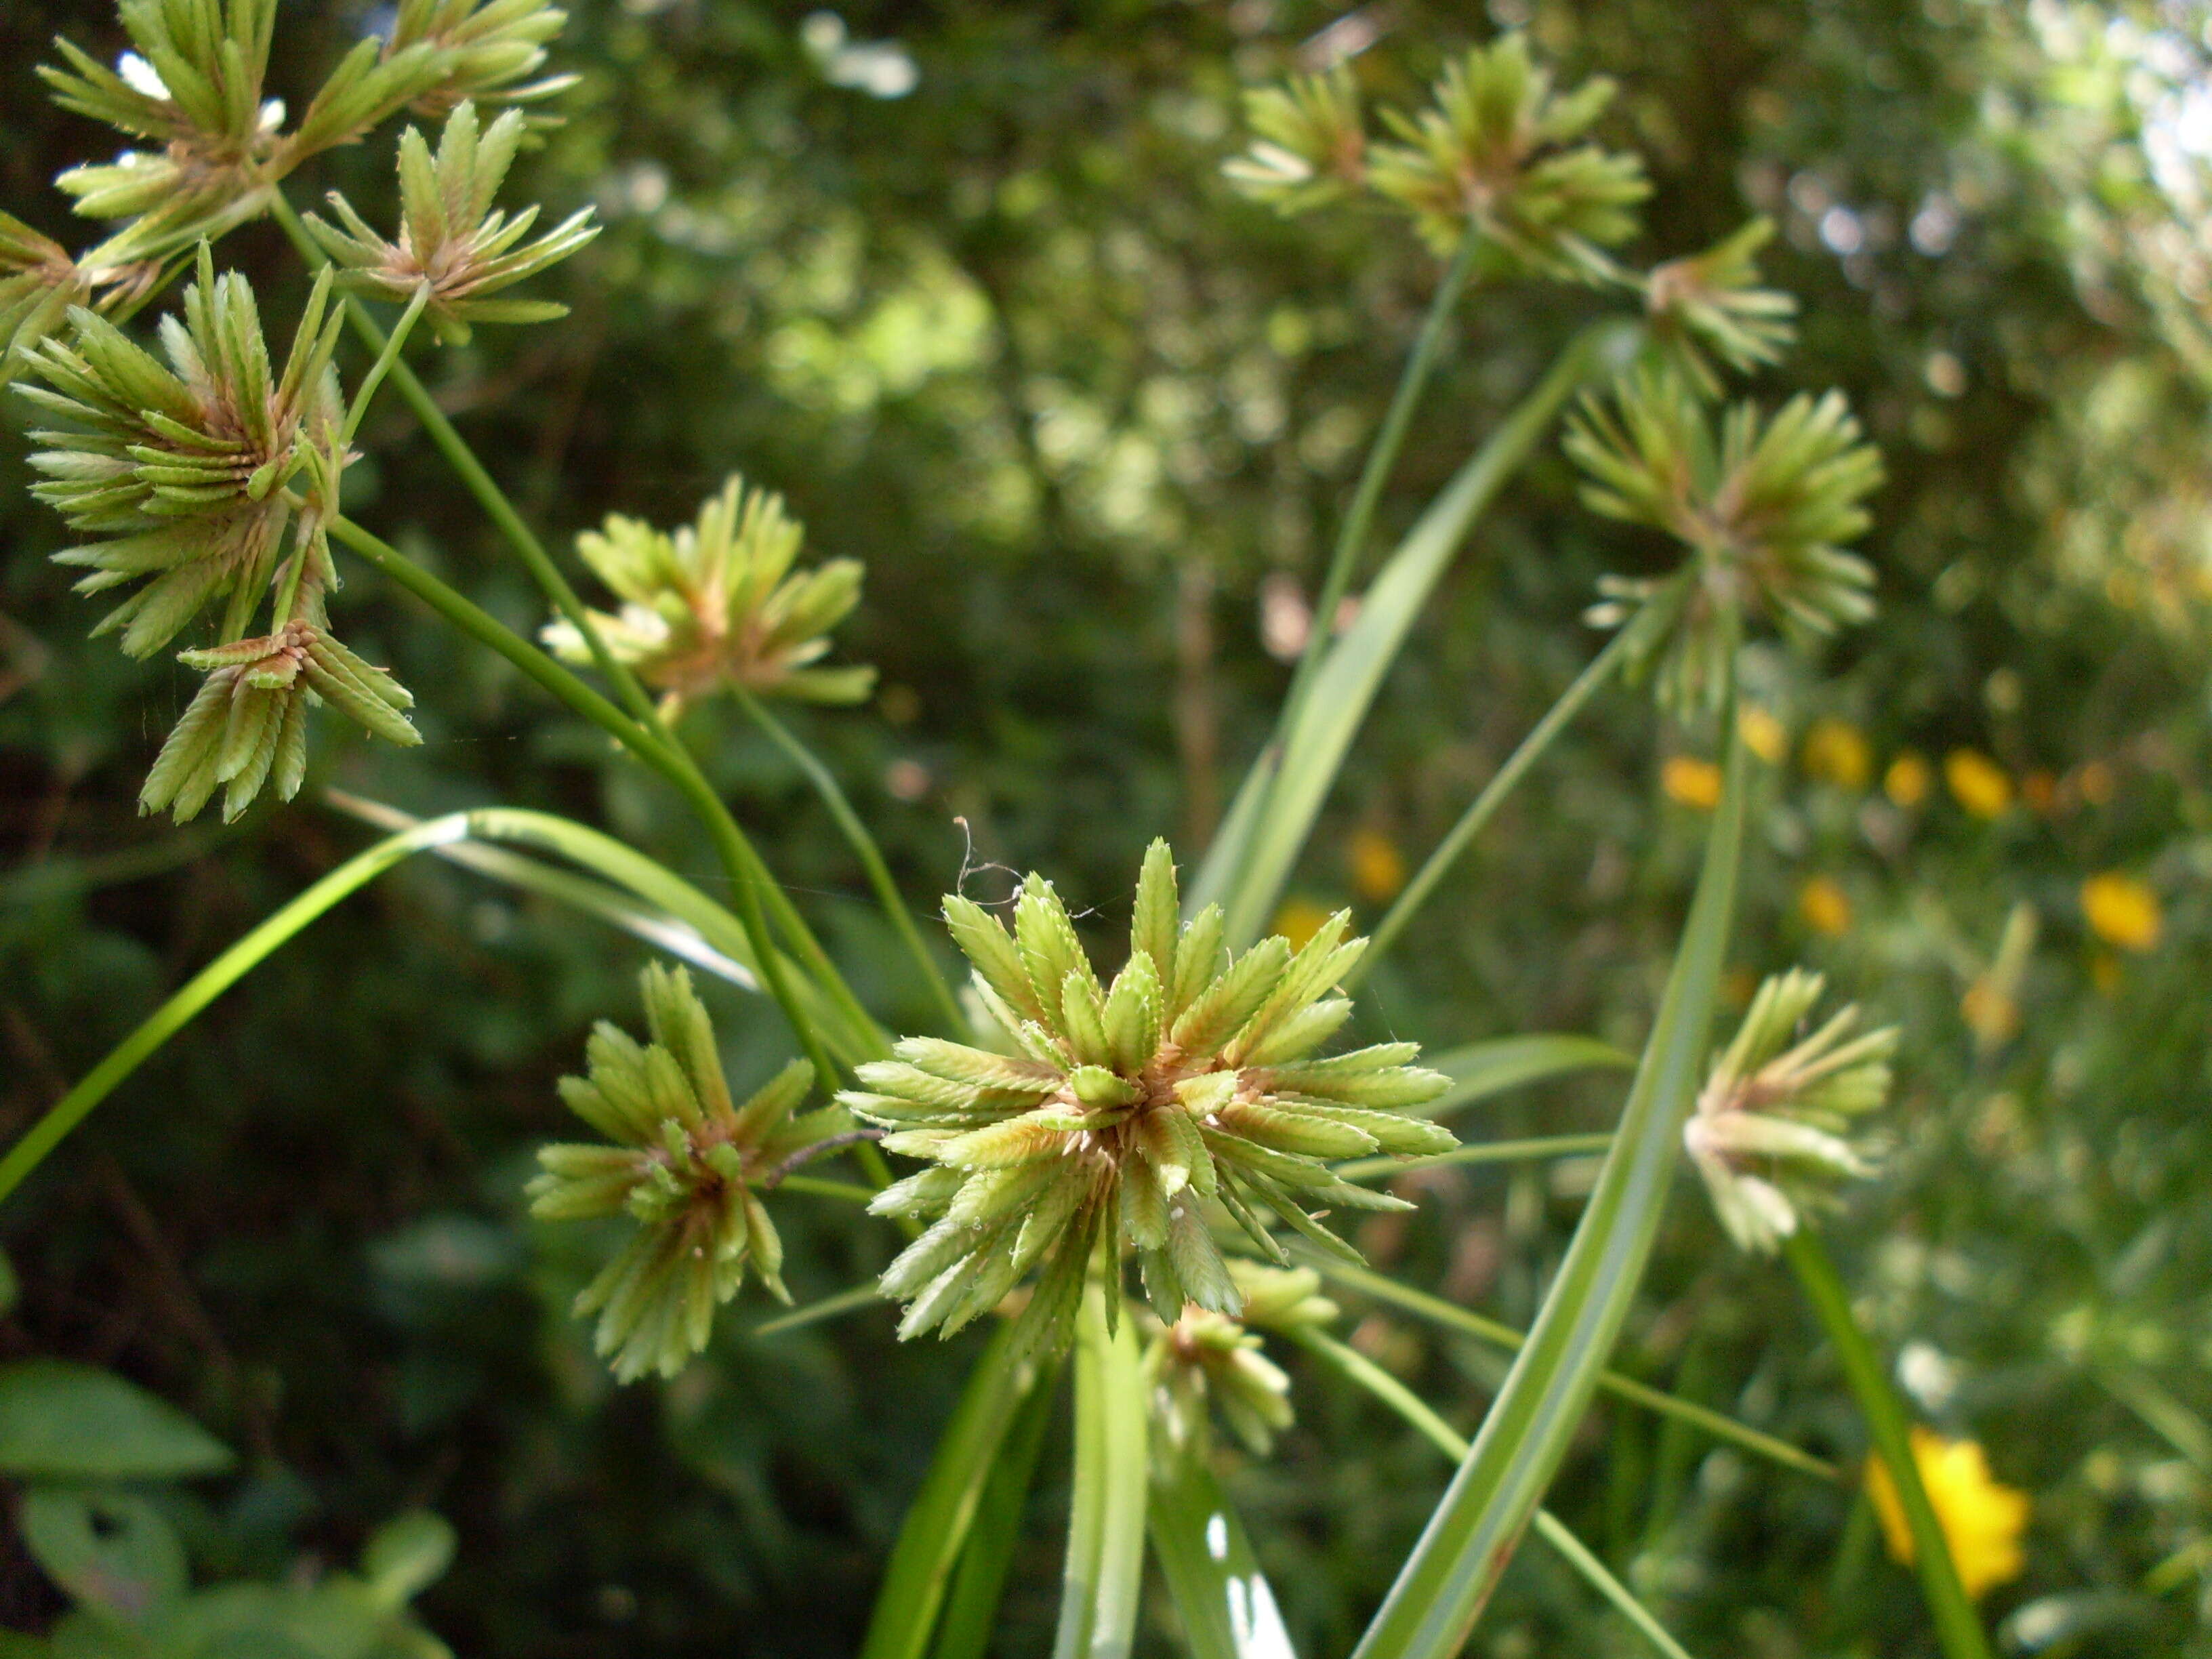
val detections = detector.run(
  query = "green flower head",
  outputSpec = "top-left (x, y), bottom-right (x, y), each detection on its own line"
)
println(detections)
top-left (530, 964), bottom-right (844, 1381)
top-left (1222, 65), bottom-right (1368, 216)
top-left (1144, 1262), bottom-right (1339, 1456)
top-left (0, 215), bottom-right (94, 392)
top-left (542, 474), bottom-right (875, 717)
top-left (1685, 969), bottom-right (1896, 1254)
top-left (1645, 219), bottom-right (1798, 396)
top-left (18, 247), bottom-right (345, 658)
top-left (1366, 34), bottom-right (1647, 280)
top-left (846, 841), bottom-right (1453, 1361)
top-left (305, 101), bottom-right (598, 346)
top-left (1568, 367), bottom-right (1884, 720)
top-left (384, 0), bottom-right (579, 120)
top-left (141, 615), bottom-right (421, 823)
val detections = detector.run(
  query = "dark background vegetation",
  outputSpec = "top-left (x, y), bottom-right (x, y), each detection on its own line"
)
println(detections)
top-left (3, 0), bottom-right (2209, 1652)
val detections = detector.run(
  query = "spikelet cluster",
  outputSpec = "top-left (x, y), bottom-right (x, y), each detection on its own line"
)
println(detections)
top-left (384, 0), bottom-right (578, 119)
top-left (530, 964), bottom-right (844, 1381)
top-left (845, 841), bottom-right (1452, 1361)
top-left (18, 249), bottom-right (345, 658)
top-left (544, 476), bottom-right (874, 716)
top-left (1, 216), bottom-right (94, 392)
top-left (1219, 66), bottom-right (1368, 216)
top-left (1568, 368), bottom-right (1884, 719)
top-left (1364, 35), bottom-right (1647, 279)
top-left (1145, 1261), bottom-right (1338, 1456)
top-left (306, 102), bottom-right (597, 346)
top-left (1645, 220), bottom-right (1798, 396)
top-left (141, 616), bottom-right (421, 822)
top-left (1685, 969), bottom-right (1896, 1254)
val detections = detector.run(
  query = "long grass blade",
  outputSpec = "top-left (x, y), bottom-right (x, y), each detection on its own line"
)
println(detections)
top-left (1149, 1431), bottom-right (1296, 1659)
top-left (861, 1325), bottom-right (1050, 1659)
top-left (1211, 319), bottom-right (1643, 947)
top-left (929, 1364), bottom-right (1062, 1659)
top-left (1416, 1034), bottom-right (1637, 1120)
top-left (1349, 701), bottom-right (1749, 1659)
top-left (1292, 1330), bottom-right (1696, 1659)
top-left (1333, 1134), bottom-right (1613, 1185)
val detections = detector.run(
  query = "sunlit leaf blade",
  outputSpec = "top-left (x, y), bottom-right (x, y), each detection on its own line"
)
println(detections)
top-left (928, 1364), bottom-right (1061, 1659)
top-left (1216, 319), bottom-right (1641, 949)
top-left (0, 1363), bottom-right (232, 1481)
top-left (861, 1324), bottom-right (1050, 1659)
top-left (1149, 1434), bottom-right (1296, 1659)
top-left (1349, 704), bottom-right (1748, 1659)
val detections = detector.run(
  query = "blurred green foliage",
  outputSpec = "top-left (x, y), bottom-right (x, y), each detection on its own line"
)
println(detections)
top-left (2, 0), bottom-right (2209, 1654)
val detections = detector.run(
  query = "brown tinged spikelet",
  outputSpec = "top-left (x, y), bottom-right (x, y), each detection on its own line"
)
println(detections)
top-left (1144, 1261), bottom-right (1339, 1456)
top-left (541, 474), bottom-right (874, 717)
top-left (1645, 219), bottom-right (1798, 396)
top-left (529, 964), bottom-right (848, 1382)
top-left (304, 101), bottom-right (598, 346)
top-left (17, 245), bottom-right (346, 658)
top-left (0, 215), bottom-right (94, 392)
top-left (844, 840), bottom-right (1454, 1362)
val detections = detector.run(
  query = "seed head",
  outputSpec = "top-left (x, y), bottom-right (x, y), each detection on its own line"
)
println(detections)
top-left (305, 102), bottom-right (598, 346)
top-left (142, 615), bottom-right (421, 823)
top-left (1223, 66), bottom-right (1368, 216)
top-left (1645, 220), bottom-right (1797, 396)
top-left (544, 475), bottom-right (874, 716)
top-left (18, 248), bottom-right (346, 658)
top-left (1568, 368), bottom-right (1883, 720)
top-left (1, 216), bottom-right (95, 392)
top-left (846, 841), bottom-right (1452, 1361)
top-left (1145, 1263), bottom-right (1336, 1456)
top-left (384, 0), bottom-right (578, 120)
top-left (1684, 968), bottom-right (1896, 1254)
top-left (529, 964), bottom-right (844, 1381)
top-left (1366, 35), bottom-right (1647, 281)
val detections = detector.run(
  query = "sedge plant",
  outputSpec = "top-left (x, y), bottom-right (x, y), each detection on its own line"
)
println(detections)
top-left (1, 11), bottom-right (2007, 1656)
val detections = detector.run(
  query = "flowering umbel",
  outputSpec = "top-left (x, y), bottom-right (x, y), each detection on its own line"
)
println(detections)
top-left (1365, 35), bottom-right (1647, 279)
top-left (846, 841), bottom-right (1453, 1361)
top-left (1684, 969), bottom-right (1896, 1254)
top-left (1221, 66), bottom-right (1368, 215)
top-left (1568, 368), bottom-right (1884, 718)
top-left (305, 101), bottom-right (598, 346)
top-left (383, 0), bottom-right (578, 119)
top-left (0, 216), bottom-right (93, 390)
top-left (543, 475), bottom-right (875, 716)
top-left (1145, 1261), bottom-right (1339, 1455)
top-left (529, 964), bottom-right (846, 1382)
top-left (1645, 220), bottom-right (1797, 396)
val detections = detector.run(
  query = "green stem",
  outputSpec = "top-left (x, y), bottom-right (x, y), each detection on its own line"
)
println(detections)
top-left (1279, 224), bottom-right (1485, 741)
top-left (324, 513), bottom-right (844, 1086)
top-left (1292, 1330), bottom-right (1696, 1659)
top-left (1353, 626), bottom-right (1634, 983)
top-left (1783, 1229), bottom-right (1994, 1659)
top-left (1054, 1280), bottom-right (1148, 1659)
top-left (739, 689), bottom-right (968, 1038)
top-left (0, 815), bottom-right (474, 1206)
top-left (342, 280), bottom-right (430, 448)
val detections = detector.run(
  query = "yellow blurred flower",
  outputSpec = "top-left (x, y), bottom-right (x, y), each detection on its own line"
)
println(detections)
top-left (1961, 902), bottom-right (2036, 1055)
top-left (1739, 705), bottom-right (1788, 764)
top-left (1271, 897), bottom-right (1334, 952)
top-left (1866, 1427), bottom-right (2030, 1601)
top-left (1885, 751), bottom-right (1931, 808)
top-left (2081, 872), bottom-right (2160, 954)
top-left (1945, 749), bottom-right (2012, 818)
top-left (1347, 827), bottom-right (1408, 904)
top-left (1799, 876), bottom-right (1852, 937)
top-left (1802, 718), bottom-right (1872, 791)
top-left (1662, 755), bottom-right (1723, 811)
top-left (1959, 980), bottom-right (2020, 1048)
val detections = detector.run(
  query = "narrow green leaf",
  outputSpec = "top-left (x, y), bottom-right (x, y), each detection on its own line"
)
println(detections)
top-left (1333, 1133), bottom-right (1614, 1184)
top-left (1149, 1433), bottom-right (1296, 1659)
top-left (861, 1326), bottom-right (1048, 1659)
top-left (929, 1359), bottom-right (1062, 1659)
top-left (1214, 319), bottom-right (1641, 949)
top-left (1054, 1280), bottom-right (1149, 1659)
top-left (1349, 703), bottom-right (1748, 1659)
top-left (0, 1362), bottom-right (233, 1483)
top-left (1416, 1035), bottom-right (1637, 1120)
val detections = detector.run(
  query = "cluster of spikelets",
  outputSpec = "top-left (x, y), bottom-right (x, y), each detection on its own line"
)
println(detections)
top-left (1568, 368), bottom-right (1885, 720)
top-left (1685, 968), bottom-right (1897, 1254)
top-left (529, 964), bottom-right (850, 1382)
top-left (305, 100), bottom-right (599, 346)
top-left (844, 840), bottom-right (1454, 1361)
top-left (544, 475), bottom-right (875, 717)
top-left (1144, 1260), bottom-right (1339, 1456)
top-left (18, 247), bottom-right (347, 659)
top-left (35, 0), bottom-right (571, 274)
top-left (1226, 37), bottom-right (1647, 285)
